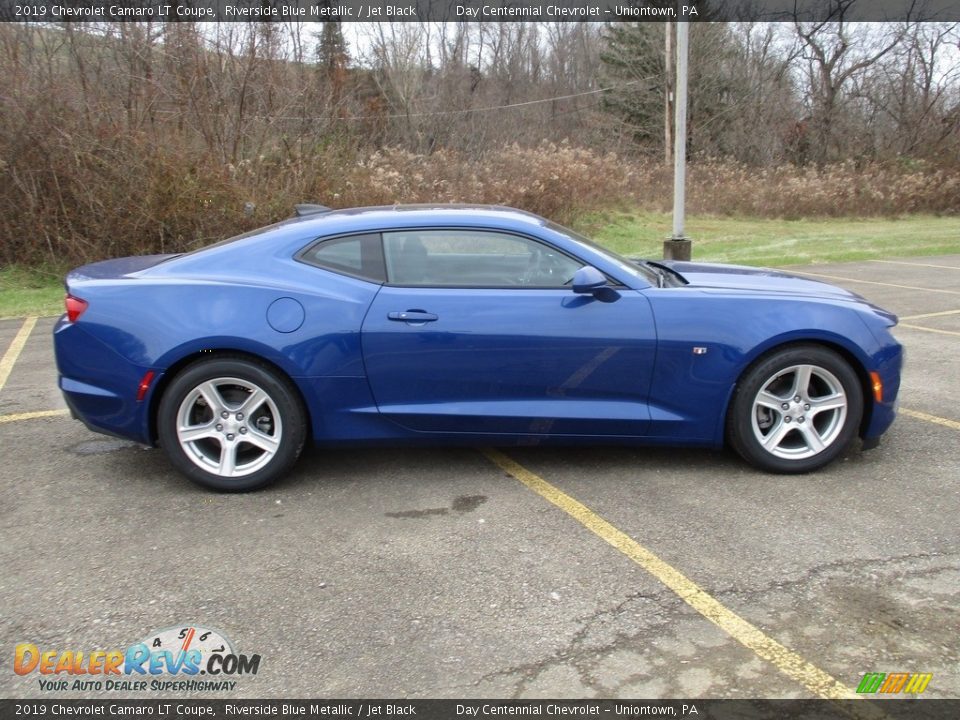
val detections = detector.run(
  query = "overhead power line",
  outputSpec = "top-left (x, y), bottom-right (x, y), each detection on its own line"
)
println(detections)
top-left (157, 78), bottom-right (653, 124)
top-left (321, 78), bottom-right (652, 122)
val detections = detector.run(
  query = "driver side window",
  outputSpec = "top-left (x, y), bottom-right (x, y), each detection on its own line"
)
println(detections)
top-left (382, 230), bottom-right (582, 288)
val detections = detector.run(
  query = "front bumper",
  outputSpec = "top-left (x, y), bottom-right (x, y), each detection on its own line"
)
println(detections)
top-left (861, 337), bottom-right (904, 442)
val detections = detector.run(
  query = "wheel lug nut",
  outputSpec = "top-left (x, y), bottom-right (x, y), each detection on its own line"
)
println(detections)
top-left (240, 427), bottom-right (247, 434)
top-left (236, 412), bottom-right (243, 420)
top-left (226, 433), bottom-right (234, 441)
top-left (804, 404), bottom-right (810, 411)
top-left (798, 417), bottom-right (805, 423)
top-left (794, 396), bottom-right (801, 402)
top-left (785, 416), bottom-right (792, 423)
top-left (221, 411), bottom-right (229, 419)
top-left (216, 424), bottom-right (223, 431)
top-left (781, 403), bottom-right (789, 410)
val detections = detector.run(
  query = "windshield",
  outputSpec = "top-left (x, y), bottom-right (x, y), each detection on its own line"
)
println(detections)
top-left (545, 220), bottom-right (659, 285)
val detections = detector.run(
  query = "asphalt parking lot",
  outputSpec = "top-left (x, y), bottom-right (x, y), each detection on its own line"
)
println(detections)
top-left (1, 255), bottom-right (958, 701)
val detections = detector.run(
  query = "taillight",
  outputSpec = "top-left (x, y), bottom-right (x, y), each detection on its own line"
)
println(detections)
top-left (65, 294), bottom-right (88, 323)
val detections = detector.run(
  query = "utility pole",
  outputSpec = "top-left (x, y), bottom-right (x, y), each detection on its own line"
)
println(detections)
top-left (664, 15), bottom-right (692, 261)
top-left (664, 22), bottom-right (673, 166)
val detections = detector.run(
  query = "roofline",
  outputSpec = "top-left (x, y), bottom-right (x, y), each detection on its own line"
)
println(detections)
top-left (300, 203), bottom-right (545, 219)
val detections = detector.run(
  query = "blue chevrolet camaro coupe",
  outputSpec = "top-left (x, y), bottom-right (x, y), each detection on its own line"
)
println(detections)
top-left (54, 205), bottom-right (903, 491)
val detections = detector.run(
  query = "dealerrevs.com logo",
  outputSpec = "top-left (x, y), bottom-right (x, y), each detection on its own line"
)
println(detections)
top-left (14, 625), bottom-right (261, 692)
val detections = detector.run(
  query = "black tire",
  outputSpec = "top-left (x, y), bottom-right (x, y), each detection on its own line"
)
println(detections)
top-left (157, 357), bottom-right (307, 491)
top-left (727, 345), bottom-right (863, 474)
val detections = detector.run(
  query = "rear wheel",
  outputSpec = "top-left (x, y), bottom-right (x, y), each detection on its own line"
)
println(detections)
top-left (728, 345), bottom-right (863, 473)
top-left (158, 358), bottom-right (306, 491)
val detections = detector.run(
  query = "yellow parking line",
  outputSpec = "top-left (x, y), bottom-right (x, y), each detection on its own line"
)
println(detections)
top-left (789, 270), bottom-right (960, 296)
top-left (898, 323), bottom-right (960, 338)
top-left (901, 408), bottom-right (960, 432)
top-left (483, 448), bottom-right (885, 712)
top-left (899, 309), bottom-right (960, 321)
top-left (0, 409), bottom-right (70, 424)
top-left (871, 259), bottom-right (960, 271)
top-left (0, 317), bottom-right (37, 393)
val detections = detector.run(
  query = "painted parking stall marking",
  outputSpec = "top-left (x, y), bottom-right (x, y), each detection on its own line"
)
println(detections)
top-left (897, 323), bottom-right (960, 338)
top-left (0, 409), bottom-right (70, 424)
top-left (894, 307), bottom-right (960, 337)
top-left (0, 316), bottom-right (37, 393)
top-left (871, 259), bottom-right (960, 271)
top-left (899, 309), bottom-right (960, 321)
top-left (788, 270), bottom-right (960, 296)
top-left (483, 448), bottom-right (892, 715)
top-left (900, 408), bottom-right (960, 432)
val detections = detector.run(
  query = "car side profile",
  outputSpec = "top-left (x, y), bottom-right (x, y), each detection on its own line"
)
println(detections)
top-left (54, 205), bottom-right (903, 491)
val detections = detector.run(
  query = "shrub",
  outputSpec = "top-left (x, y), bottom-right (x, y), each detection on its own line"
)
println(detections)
top-left (0, 134), bottom-right (955, 268)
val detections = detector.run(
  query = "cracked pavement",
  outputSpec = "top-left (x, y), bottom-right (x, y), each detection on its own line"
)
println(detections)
top-left (1, 255), bottom-right (958, 699)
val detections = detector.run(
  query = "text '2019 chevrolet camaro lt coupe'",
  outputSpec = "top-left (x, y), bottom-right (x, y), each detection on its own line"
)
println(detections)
top-left (54, 205), bottom-right (903, 491)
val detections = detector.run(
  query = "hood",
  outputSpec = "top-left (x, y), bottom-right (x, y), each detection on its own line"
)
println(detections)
top-left (66, 254), bottom-right (180, 283)
top-left (660, 260), bottom-right (860, 297)
top-left (656, 260), bottom-right (898, 326)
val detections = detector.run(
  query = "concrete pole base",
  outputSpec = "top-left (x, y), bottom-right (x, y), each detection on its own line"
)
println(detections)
top-left (663, 238), bottom-right (692, 261)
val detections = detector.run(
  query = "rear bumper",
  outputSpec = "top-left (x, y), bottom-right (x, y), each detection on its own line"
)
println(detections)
top-left (53, 317), bottom-right (153, 444)
top-left (59, 383), bottom-right (142, 442)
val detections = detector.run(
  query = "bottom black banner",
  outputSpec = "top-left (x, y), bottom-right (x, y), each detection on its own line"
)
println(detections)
top-left (2, 699), bottom-right (960, 720)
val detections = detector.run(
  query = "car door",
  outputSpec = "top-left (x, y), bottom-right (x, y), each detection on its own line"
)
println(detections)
top-left (360, 228), bottom-right (658, 437)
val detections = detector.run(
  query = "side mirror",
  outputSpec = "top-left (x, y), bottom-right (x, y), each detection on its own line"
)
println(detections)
top-left (572, 266), bottom-right (608, 295)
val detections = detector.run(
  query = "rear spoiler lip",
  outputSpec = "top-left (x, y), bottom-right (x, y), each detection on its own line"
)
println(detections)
top-left (65, 254), bottom-right (181, 285)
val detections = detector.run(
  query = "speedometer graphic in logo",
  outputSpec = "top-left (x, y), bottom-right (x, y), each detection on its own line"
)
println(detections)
top-left (142, 625), bottom-right (234, 670)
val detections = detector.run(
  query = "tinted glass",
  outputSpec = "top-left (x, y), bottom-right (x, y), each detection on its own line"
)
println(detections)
top-left (300, 233), bottom-right (386, 283)
top-left (543, 219), bottom-right (658, 285)
top-left (383, 230), bottom-right (582, 287)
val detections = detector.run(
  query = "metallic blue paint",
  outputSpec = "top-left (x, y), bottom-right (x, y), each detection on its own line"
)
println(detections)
top-left (53, 205), bottom-right (903, 457)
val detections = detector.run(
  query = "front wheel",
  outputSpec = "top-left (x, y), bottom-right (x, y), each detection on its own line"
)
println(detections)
top-left (728, 345), bottom-right (863, 474)
top-left (158, 358), bottom-right (307, 491)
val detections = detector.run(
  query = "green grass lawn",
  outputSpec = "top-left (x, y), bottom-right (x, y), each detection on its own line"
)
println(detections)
top-left (578, 212), bottom-right (960, 267)
top-left (1, 265), bottom-right (65, 319)
top-left (2, 213), bottom-right (958, 318)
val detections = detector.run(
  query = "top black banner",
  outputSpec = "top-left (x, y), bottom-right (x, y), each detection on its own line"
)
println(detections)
top-left (1, 0), bottom-right (959, 22)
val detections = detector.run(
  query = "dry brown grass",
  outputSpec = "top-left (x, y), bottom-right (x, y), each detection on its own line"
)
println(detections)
top-left (1, 137), bottom-right (956, 267)
top-left (680, 160), bottom-right (960, 218)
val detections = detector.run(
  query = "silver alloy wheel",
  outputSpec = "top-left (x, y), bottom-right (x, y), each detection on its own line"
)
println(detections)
top-left (175, 376), bottom-right (282, 478)
top-left (750, 364), bottom-right (848, 460)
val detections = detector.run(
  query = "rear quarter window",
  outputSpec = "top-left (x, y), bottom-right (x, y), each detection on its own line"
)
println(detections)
top-left (297, 233), bottom-right (386, 283)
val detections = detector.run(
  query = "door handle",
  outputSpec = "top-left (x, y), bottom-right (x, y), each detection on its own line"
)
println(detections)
top-left (387, 310), bottom-right (438, 323)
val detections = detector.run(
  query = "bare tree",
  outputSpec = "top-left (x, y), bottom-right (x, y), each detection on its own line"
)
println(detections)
top-left (855, 22), bottom-right (960, 159)
top-left (793, 3), bottom-right (907, 164)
